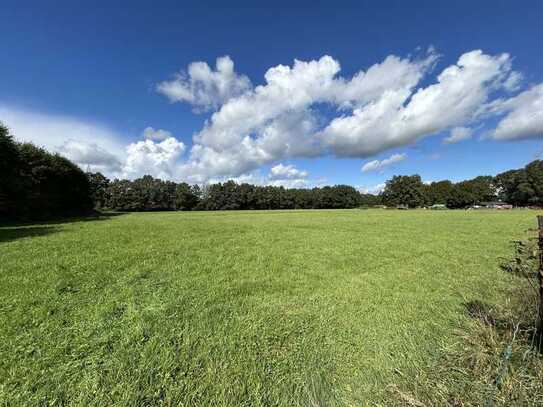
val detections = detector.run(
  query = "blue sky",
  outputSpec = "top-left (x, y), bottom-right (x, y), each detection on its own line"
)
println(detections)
top-left (1, 0), bottom-right (542, 191)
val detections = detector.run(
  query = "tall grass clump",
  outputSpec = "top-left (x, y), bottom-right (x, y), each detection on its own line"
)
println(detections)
top-left (392, 231), bottom-right (543, 406)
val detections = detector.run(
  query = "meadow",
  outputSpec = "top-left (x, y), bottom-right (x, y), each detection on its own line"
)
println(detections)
top-left (0, 209), bottom-right (539, 405)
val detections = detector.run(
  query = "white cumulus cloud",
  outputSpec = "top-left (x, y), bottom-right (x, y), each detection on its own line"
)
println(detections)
top-left (269, 163), bottom-right (309, 179)
top-left (57, 139), bottom-right (122, 173)
top-left (2, 49), bottom-right (539, 184)
top-left (443, 127), bottom-right (473, 144)
top-left (122, 137), bottom-right (186, 180)
top-left (143, 126), bottom-right (173, 141)
top-left (489, 84), bottom-right (543, 141)
top-left (322, 50), bottom-right (518, 156)
top-left (361, 153), bottom-right (406, 173)
top-left (165, 51), bottom-right (436, 181)
top-left (157, 50), bottom-right (528, 181)
top-left (157, 56), bottom-right (252, 111)
top-left (267, 163), bottom-right (309, 188)
top-left (358, 183), bottom-right (386, 194)
top-left (206, 163), bottom-right (311, 189)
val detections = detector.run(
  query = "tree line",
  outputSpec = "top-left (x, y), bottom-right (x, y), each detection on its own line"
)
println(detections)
top-left (2, 121), bottom-right (543, 219)
top-left (380, 160), bottom-right (543, 208)
top-left (0, 123), bottom-right (92, 220)
top-left (88, 159), bottom-right (543, 212)
top-left (89, 175), bottom-right (362, 211)
top-left (381, 174), bottom-right (497, 209)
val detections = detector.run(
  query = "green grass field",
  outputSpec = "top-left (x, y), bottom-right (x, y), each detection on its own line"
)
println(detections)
top-left (0, 209), bottom-right (539, 405)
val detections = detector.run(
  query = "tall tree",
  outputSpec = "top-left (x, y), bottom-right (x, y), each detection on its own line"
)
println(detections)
top-left (446, 182), bottom-right (477, 209)
top-left (425, 180), bottom-right (454, 205)
top-left (465, 175), bottom-right (497, 202)
top-left (0, 123), bottom-right (22, 218)
top-left (382, 175), bottom-right (426, 208)
top-left (495, 161), bottom-right (543, 206)
top-left (525, 160), bottom-right (543, 205)
top-left (87, 172), bottom-right (110, 209)
top-left (17, 143), bottom-right (93, 217)
top-left (174, 182), bottom-right (200, 210)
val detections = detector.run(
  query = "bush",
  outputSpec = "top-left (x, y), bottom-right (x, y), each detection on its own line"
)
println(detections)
top-left (501, 239), bottom-right (538, 278)
top-left (0, 122), bottom-right (93, 220)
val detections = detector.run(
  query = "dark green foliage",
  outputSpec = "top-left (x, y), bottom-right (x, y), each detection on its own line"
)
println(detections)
top-left (441, 177), bottom-right (495, 208)
top-left (105, 176), bottom-right (177, 211)
top-left (524, 160), bottom-right (543, 205)
top-left (174, 182), bottom-right (200, 210)
top-left (466, 175), bottom-right (497, 202)
top-left (101, 178), bottom-right (362, 212)
top-left (0, 123), bottom-right (22, 218)
top-left (17, 143), bottom-right (93, 218)
top-left (359, 193), bottom-right (382, 207)
top-left (381, 172), bottom-right (501, 209)
top-left (93, 159), bottom-right (543, 212)
top-left (87, 172), bottom-right (110, 209)
top-left (446, 181), bottom-right (477, 209)
top-left (379, 161), bottom-right (543, 209)
top-left (381, 175), bottom-right (427, 208)
top-left (0, 122), bottom-right (92, 220)
top-left (425, 180), bottom-right (454, 205)
top-left (314, 185), bottom-right (361, 209)
top-left (495, 160), bottom-right (543, 206)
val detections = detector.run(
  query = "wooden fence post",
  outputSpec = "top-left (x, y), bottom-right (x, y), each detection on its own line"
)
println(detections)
top-left (537, 216), bottom-right (543, 348)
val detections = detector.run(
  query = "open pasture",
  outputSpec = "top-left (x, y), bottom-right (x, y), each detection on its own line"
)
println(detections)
top-left (0, 209), bottom-right (537, 405)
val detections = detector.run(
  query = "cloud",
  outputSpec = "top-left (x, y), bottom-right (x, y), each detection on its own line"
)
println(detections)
top-left (269, 163), bottom-right (309, 179)
top-left (322, 50), bottom-right (518, 156)
top-left (206, 163), bottom-right (310, 188)
top-left (503, 71), bottom-right (523, 92)
top-left (168, 51), bottom-right (436, 180)
top-left (361, 153), bottom-right (406, 172)
top-left (267, 178), bottom-right (309, 188)
top-left (0, 105), bottom-right (126, 176)
top-left (2, 49), bottom-right (538, 184)
top-left (489, 84), bottom-right (543, 140)
top-left (358, 183), bottom-right (386, 194)
top-left (157, 56), bottom-right (252, 111)
top-left (0, 105), bottom-right (191, 180)
top-left (57, 139), bottom-right (122, 173)
top-left (331, 53), bottom-right (438, 108)
top-left (443, 126), bottom-right (473, 144)
top-left (160, 50), bottom-right (527, 182)
top-left (175, 109), bottom-right (322, 183)
top-left (193, 56), bottom-right (342, 150)
top-left (267, 163), bottom-right (309, 187)
top-left (143, 127), bottom-right (173, 141)
top-left (122, 137), bottom-right (186, 180)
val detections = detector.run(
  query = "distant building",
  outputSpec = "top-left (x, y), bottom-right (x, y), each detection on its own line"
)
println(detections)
top-left (478, 201), bottom-right (513, 209)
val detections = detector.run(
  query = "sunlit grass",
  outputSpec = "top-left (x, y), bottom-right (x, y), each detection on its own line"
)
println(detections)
top-left (0, 209), bottom-right (538, 405)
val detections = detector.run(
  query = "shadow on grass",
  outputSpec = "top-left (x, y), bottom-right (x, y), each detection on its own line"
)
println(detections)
top-left (42, 211), bottom-right (128, 226)
top-left (0, 211), bottom-right (128, 227)
top-left (0, 212), bottom-right (128, 243)
top-left (0, 225), bottom-right (61, 243)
